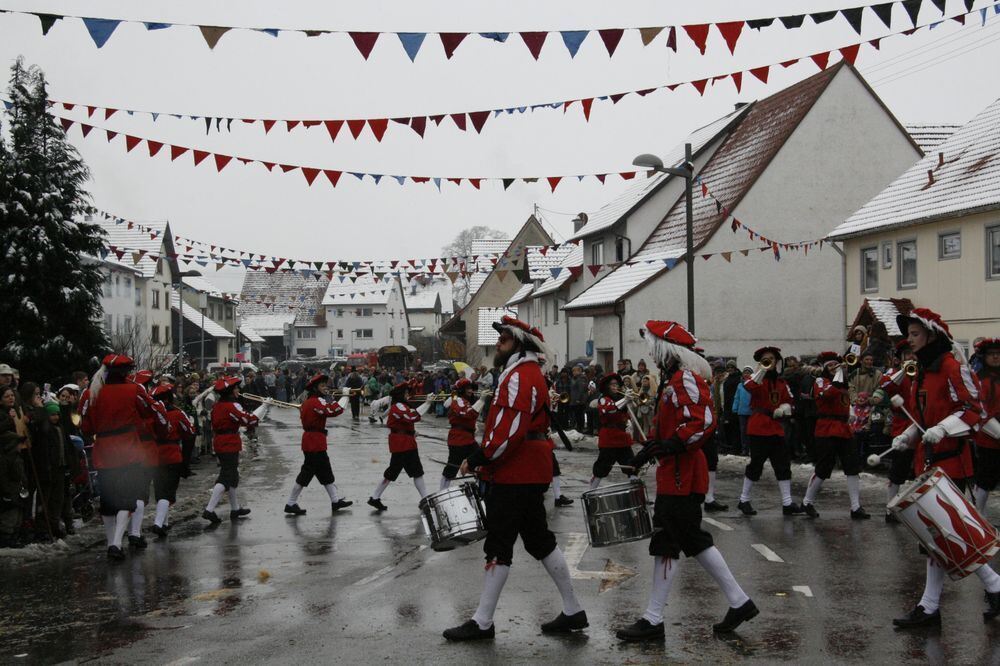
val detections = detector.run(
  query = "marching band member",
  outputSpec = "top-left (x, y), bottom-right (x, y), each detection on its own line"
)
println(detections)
top-left (616, 321), bottom-right (756, 641)
top-left (588, 374), bottom-right (636, 491)
top-left (444, 317), bottom-right (586, 641)
top-left (973, 338), bottom-right (1000, 516)
top-left (543, 369), bottom-right (572, 508)
top-left (439, 378), bottom-right (487, 491)
top-left (800, 352), bottom-right (870, 519)
top-left (889, 308), bottom-right (1000, 627)
top-left (737, 347), bottom-right (803, 516)
top-left (872, 340), bottom-right (917, 522)
top-left (202, 377), bottom-right (262, 524)
top-left (366, 383), bottom-right (434, 511)
top-left (126, 369), bottom-right (163, 549)
top-left (79, 354), bottom-right (167, 561)
top-left (284, 374), bottom-right (353, 516)
top-left (149, 384), bottom-right (194, 538)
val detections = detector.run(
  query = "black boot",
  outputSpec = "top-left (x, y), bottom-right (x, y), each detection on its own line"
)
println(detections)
top-left (616, 618), bottom-right (664, 642)
top-left (554, 496), bottom-right (574, 507)
top-left (893, 605), bottom-right (941, 628)
top-left (284, 503), bottom-right (307, 516)
top-left (783, 503), bottom-right (804, 516)
top-left (803, 503), bottom-right (819, 518)
top-left (367, 497), bottom-right (388, 512)
top-left (851, 507), bottom-right (871, 520)
top-left (331, 499), bottom-right (353, 512)
top-left (713, 599), bottom-right (759, 634)
top-left (150, 524), bottom-right (168, 538)
top-left (985, 590), bottom-right (1000, 623)
top-left (540, 610), bottom-right (588, 634)
top-left (704, 500), bottom-right (728, 513)
top-left (107, 545), bottom-right (126, 561)
top-left (443, 620), bottom-right (495, 641)
top-left (230, 508), bottom-right (251, 520)
top-left (737, 501), bottom-right (757, 516)
top-left (202, 510), bottom-right (221, 524)
top-left (128, 534), bottom-right (148, 549)
top-left (885, 511), bottom-right (899, 524)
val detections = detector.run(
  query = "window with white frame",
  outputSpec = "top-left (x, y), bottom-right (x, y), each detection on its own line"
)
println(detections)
top-left (938, 231), bottom-right (961, 260)
top-left (898, 240), bottom-right (917, 289)
top-left (122, 315), bottom-right (132, 331)
top-left (988, 225), bottom-right (1000, 279)
top-left (134, 286), bottom-right (142, 307)
top-left (103, 273), bottom-right (112, 297)
top-left (358, 329), bottom-right (373, 339)
top-left (337, 329), bottom-right (344, 338)
top-left (881, 241), bottom-right (893, 269)
top-left (151, 325), bottom-right (160, 344)
top-left (151, 289), bottom-right (160, 309)
top-left (296, 328), bottom-right (316, 339)
top-left (390, 328), bottom-right (394, 339)
top-left (553, 299), bottom-right (559, 324)
top-left (861, 247), bottom-right (878, 292)
top-left (544, 297), bottom-right (549, 326)
top-left (591, 241), bottom-right (604, 267)
top-left (115, 275), bottom-right (121, 296)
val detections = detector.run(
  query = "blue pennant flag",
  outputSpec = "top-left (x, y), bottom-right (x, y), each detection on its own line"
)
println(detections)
top-left (83, 18), bottom-right (121, 48)
top-left (550, 267), bottom-right (562, 278)
top-left (433, 178), bottom-right (442, 191)
top-left (258, 28), bottom-right (279, 37)
top-left (371, 174), bottom-right (383, 184)
top-left (350, 172), bottom-right (364, 181)
top-left (664, 258), bottom-right (679, 269)
top-left (479, 32), bottom-right (509, 42)
top-left (241, 259), bottom-right (252, 267)
top-left (560, 31), bottom-right (588, 57)
top-left (392, 175), bottom-right (406, 185)
top-left (3, 100), bottom-right (12, 110)
top-left (144, 22), bottom-right (170, 31)
top-left (398, 33), bottom-right (426, 62)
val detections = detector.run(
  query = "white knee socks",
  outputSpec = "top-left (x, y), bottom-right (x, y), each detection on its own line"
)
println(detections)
top-left (886, 482), bottom-right (900, 506)
top-left (413, 476), bottom-right (428, 498)
top-left (803, 475), bottom-right (823, 505)
top-left (472, 564), bottom-right (510, 630)
top-left (846, 476), bottom-right (862, 512)
top-left (589, 477), bottom-right (601, 491)
top-left (778, 479), bottom-right (793, 506)
top-left (287, 483), bottom-right (303, 505)
top-left (228, 488), bottom-right (240, 511)
top-left (541, 548), bottom-right (584, 616)
top-left (324, 483), bottom-right (340, 502)
top-left (552, 476), bottom-right (562, 500)
top-left (973, 486), bottom-right (990, 514)
top-left (154, 499), bottom-right (170, 528)
top-left (740, 478), bottom-right (754, 503)
top-left (919, 559), bottom-right (945, 613)
top-left (695, 546), bottom-right (750, 608)
top-left (113, 510), bottom-right (130, 548)
top-left (371, 478), bottom-right (391, 499)
top-left (976, 564), bottom-right (1000, 593)
top-left (130, 500), bottom-right (145, 536)
top-left (206, 483), bottom-right (225, 512)
top-left (705, 472), bottom-right (717, 504)
top-left (642, 557), bottom-right (680, 625)
top-left (102, 515), bottom-right (115, 545)
top-left (439, 476), bottom-right (451, 491)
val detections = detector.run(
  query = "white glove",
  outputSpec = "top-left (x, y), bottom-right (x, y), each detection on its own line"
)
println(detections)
top-left (832, 367), bottom-right (845, 385)
top-left (921, 425), bottom-right (947, 445)
top-left (750, 365), bottom-right (767, 385)
top-left (251, 403), bottom-right (269, 420)
top-left (337, 395), bottom-right (350, 409)
top-left (888, 368), bottom-right (906, 385)
top-left (614, 397), bottom-right (630, 410)
top-left (982, 417), bottom-right (1000, 440)
top-left (891, 435), bottom-right (911, 451)
top-left (425, 393), bottom-right (435, 403)
top-left (416, 401), bottom-right (432, 416)
top-left (890, 394), bottom-right (905, 409)
top-left (442, 397), bottom-right (453, 410)
top-left (472, 398), bottom-right (487, 413)
top-left (772, 403), bottom-right (792, 419)
top-left (588, 399), bottom-right (600, 409)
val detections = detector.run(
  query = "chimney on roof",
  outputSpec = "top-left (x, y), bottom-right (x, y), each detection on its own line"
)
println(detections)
top-left (937, 152), bottom-right (945, 168)
top-left (572, 212), bottom-right (588, 233)
top-left (926, 169), bottom-right (935, 188)
top-left (734, 102), bottom-right (748, 111)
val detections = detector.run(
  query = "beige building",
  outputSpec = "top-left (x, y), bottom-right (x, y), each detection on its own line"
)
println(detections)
top-left (829, 95), bottom-right (1000, 348)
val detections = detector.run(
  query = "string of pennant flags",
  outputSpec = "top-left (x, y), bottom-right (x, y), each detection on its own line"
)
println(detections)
top-left (4, 0), bottom-right (986, 58)
top-left (22, 2), bottom-right (1000, 145)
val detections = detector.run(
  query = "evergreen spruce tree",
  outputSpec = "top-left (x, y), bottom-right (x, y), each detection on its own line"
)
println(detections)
top-left (0, 57), bottom-right (108, 381)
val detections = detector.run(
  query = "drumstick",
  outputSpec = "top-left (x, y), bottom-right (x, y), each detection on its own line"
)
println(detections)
top-left (429, 457), bottom-right (460, 469)
top-left (899, 405), bottom-right (926, 434)
top-left (866, 448), bottom-right (895, 467)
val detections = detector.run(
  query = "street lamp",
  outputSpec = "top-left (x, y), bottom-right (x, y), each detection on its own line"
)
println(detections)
top-left (173, 269), bottom-right (202, 371)
top-left (634, 144), bottom-right (696, 333)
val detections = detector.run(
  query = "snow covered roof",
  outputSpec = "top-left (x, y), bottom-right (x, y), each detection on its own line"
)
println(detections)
top-left (467, 271), bottom-right (489, 296)
top-left (531, 244), bottom-right (584, 298)
top-left (181, 275), bottom-right (224, 298)
top-left (238, 271), bottom-right (329, 326)
top-left (238, 324), bottom-right (265, 343)
top-left (906, 124), bottom-right (960, 154)
top-left (239, 313), bottom-right (296, 337)
top-left (526, 245), bottom-right (575, 280)
top-left (323, 274), bottom-right (397, 306)
top-left (404, 289), bottom-right (441, 311)
top-left (831, 96), bottom-right (1000, 240)
top-left (171, 292), bottom-right (234, 338)
top-left (403, 275), bottom-right (453, 314)
top-left (478, 307), bottom-right (517, 346)
top-left (91, 216), bottom-right (170, 278)
top-left (865, 298), bottom-right (914, 337)
top-left (470, 238), bottom-right (511, 255)
top-left (563, 252), bottom-right (683, 311)
top-left (505, 284), bottom-right (535, 307)
top-left (570, 106), bottom-right (749, 241)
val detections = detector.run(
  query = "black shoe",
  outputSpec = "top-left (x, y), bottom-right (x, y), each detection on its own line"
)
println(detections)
top-left (886, 511), bottom-right (900, 524)
top-left (985, 591), bottom-right (1000, 623)
top-left (737, 501), bottom-right (757, 516)
top-left (443, 620), bottom-right (495, 641)
top-left (616, 618), bottom-right (664, 642)
top-left (368, 497), bottom-right (388, 512)
top-left (284, 503), bottom-right (307, 516)
top-left (803, 503), bottom-right (819, 518)
top-left (368, 416), bottom-right (376, 424)
top-left (128, 534), bottom-right (148, 549)
top-left (150, 524), bottom-right (168, 538)
top-left (851, 507), bottom-right (871, 520)
top-left (704, 500), bottom-right (728, 513)
top-left (107, 545), bottom-right (126, 561)
top-left (554, 496), bottom-right (574, 507)
top-left (331, 499), bottom-right (354, 512)
top-left (713, 599), bottom-right (759, 634)
top-left (230, 508), bottom-right (251, 520)
top-left (202, 510), bottom-right (222, 524)
top-left (893, 605), bottom-right (941, 628)
top-left (783, 503), bottom-right (804, 516)
top-left (541, 610), bottom-right (588, 634)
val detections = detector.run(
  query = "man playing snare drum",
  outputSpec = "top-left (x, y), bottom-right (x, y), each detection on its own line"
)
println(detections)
top-left (615, 320), bottom-right (758, 642)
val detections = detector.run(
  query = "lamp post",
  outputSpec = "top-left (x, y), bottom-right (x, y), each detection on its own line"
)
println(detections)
top-left (173, 270), bottom-right (202, 372)
top-left (633, 144), bottom-right (696, 333)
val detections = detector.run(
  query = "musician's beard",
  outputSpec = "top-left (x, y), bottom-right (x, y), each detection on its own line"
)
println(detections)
top-left (494, 347), bottom-right (516, 368)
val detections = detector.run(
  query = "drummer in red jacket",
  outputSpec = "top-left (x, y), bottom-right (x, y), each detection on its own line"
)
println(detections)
top-left (202, 376), bottom-right (261, 524)
top-left (587, 374), bottom-right (636, 491)
top-left (438, 378), bottom-right (488, 491)
top-left (615, 321), bottom-right (757, 642)
top-left (366, 383), bottom-right (434, 511)
top-left (800, 351), bottom-right (870, 519)
top-left (889, 308), bottom-right (1000, 627)
top-left (149, 384), bottom-right (194, 538)
top-left (972, 337), bottom-right (1000, 516)
top-left (444, 316), bottom-right (586, 642)
top-left (872, 340), bottom-right (918, 522)
top-left (125, 369), bottom-right (166, 549)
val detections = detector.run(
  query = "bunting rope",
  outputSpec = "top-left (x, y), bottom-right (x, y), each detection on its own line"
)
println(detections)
top-left (24, 1), bottom-right (998, 144)
top-left (2, 0), bottom-right (985, 57)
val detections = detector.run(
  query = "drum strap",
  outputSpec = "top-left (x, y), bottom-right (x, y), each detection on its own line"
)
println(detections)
top-left (927, 439), bottom-right (965, 464)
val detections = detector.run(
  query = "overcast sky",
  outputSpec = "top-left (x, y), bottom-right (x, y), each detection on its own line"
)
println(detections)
top-left (3, 0), bottom-right (999, 291)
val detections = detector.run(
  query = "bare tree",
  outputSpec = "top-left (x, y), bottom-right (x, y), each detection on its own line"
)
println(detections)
top-left (441, 226), bottom-right (508, 308)
top-left (107, 315), bottom-right (171, 371)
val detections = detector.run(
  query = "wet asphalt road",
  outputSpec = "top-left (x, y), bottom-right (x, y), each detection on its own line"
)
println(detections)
top-left (2, 407), bottom-right (1000, 665)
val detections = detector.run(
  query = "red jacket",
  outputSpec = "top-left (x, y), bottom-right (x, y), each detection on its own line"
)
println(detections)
top-left (387, 402), bottom-right (420, 453)
top-left (812, 377), bottom-right (852, 439)
top-left (212, 399), bottom-right (258, 453)
top-left (447, 397), bottom-right (479, 447)
top-left (907, 352), bottom-right (982, 478)
top-left (744, 376), bottom-right (793, 438)
top-left (80, 381), bottom-right (165, 469)
top-left (156, 407), bottom-right (194, 465)
top-left (474, 354), bottom-right (553, 485)
top-left (649, 369), bottom-right (713, 496)
top-left (597, 396), bottom-right (633, 448)
top-left (300, 395), bottom-right (344, 452)
top-left (879, 374), bottom-right (914, 437)
top-left (974, 369), bottom-right (1000, 451)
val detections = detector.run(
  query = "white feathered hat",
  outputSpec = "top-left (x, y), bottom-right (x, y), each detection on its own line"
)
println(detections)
top-left (643, 320), bottom-right (712, 381)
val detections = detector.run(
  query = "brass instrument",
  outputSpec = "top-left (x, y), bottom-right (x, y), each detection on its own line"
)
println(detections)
top-left (844, 352), bottom-right (859, 367)
top-left (418, 390), bottom-right (491, 402)
top-left (70, 412), bottom-right (82, 427)
top-left (903, 360), bottom-right (918, 377)
top-left (242, 393), bottom-right (301, 409)
top-left (759, 358), bottom-right (775, 370)
top-left (331, 388), bottom-right (365, 397)
top-left (613, 389), bottom-right (651, 406)
top-left (556, 392), bottom-right (570, 404)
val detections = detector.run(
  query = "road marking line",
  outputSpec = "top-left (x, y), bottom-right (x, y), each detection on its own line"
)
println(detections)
top-left (353, 565), bottom-right (395, 587)
top-left (751, 544), bottom-right (785, 563)
top-left (703, 517), bottom-right (733, 531)
top-left (163, 657), bottom-right (200, 666)
top-left (792, 585), bottom-right (814, 598)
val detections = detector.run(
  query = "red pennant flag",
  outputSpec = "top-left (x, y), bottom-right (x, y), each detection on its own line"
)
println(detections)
top-left (610, 93), bottom-right (626, 104)
top-left (869, 38), bottom-right (882, 50)
top-left (410, 116), bottom-right (427, 137)
top-left (104, 108), bottom-right (118, 120)
top-left (125, 135), bottom-right (141, 152)
top-left (716, 21), bottom-right (744, 54)
top-left (285, 120), bottom-right (299, 131)
top-left (581, 98), bottom-right (594, 121)
top-left (62, 103), bottom-right (74, 110)
top-left (170, 145), bottom-right (189, 161)
top-left (731, 71), bottom-right (743, 93)
top-left (547, 176), bottom-right (562, 192)
top-left (781, 58), bottom-right (799, 68)
top-left (450, 114), bottom-right (467, 131)
top-left (683, 24), bottom-right (710, 55)
top-left (280, 164), bottom-right (297, 173)
top-left (810, 51), bottom-right (830, 70)
top-left (324, 119), bottom-right (344, 142)
top-left (324, 170), bottom-right (342, 187)
top-left (447, 178), bottom-right (461, 186)
top-left (700, 182), bottom-right (709, 197)
top-left (237, 157), bottom-right (253, 165)
top-left (469, 111), bottom-right (489, 133)
top-left (103, 129), bottom-right (115, 142)
top-left (147, 140), bottom-right (163, 157)
top-left (749, 66), bottom-right (769, 84)
top-left (260, 119), bottom-right (275, 134)
top-left (86, 106), bottom-right (96, 117)
top-left (368, 118), bottom-right (388, 142)
top-left (349, 32), bottom-right (379, 59)
top-left (347, 119), bottom-right (366, 139)
top-left (301, 167), bottom-right (320, 186)
top-left (59, 117), bottom-right (74, 131)
top-left (439, 33), bottom-right (467, 59)
top-left (598, 29), bottom-right (624, 56)
top-left (80, 123), bottom-right (93, 137)
top-left (430, 114), bottom-right (445, 125)
top-left (520, 31), bottom-right (548, 60)
top-left (691, 78), bottom-right (708, 95)
top-left (596, 174), bottom-right (607, 184)
top-left (588, 265), bottom-right (601, 277)
top-left (260, 162), bottom-right (275, 171)
top-left (214, 154), bottom-right (233, 172)
top-left (666, 26), bottom-right (677, 51)
top-left (620, 171), bottom-right (636, 180)
top-left (839, 44), bottom-right (860, 65)
top-left (468, 178), bottom-right (482, 190)
top-left (193, 150), bottom-right (210, 166)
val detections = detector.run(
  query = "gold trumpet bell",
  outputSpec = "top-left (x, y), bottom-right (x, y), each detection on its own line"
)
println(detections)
top-left (903, 361), bottom-right (918, 377)
top-left (844, 353), bottom-right (859, 367)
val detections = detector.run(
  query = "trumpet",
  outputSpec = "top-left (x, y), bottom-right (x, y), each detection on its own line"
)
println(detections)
top-left (613, 389), bottom-right (651, 406)
top-left (331, 388), bottom-right (364, 397)
top-left (242, 393), bottom-right (301, 409)
top-left (844, 352), bottom-right (859, 367)
top-left (759, 358), bottom-right (775, 370)
top-left (549, 391), bottom-right (570, 404)
top-left (903, 360), bottom-right (918, 377)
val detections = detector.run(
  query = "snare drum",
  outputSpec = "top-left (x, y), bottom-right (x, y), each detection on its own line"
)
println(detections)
top-left (418, 480), bottom-right (488, 552)
top-left (581, 479), bottom-right (653, 547)
top-left (889, 468), bottom-right (1000, 580)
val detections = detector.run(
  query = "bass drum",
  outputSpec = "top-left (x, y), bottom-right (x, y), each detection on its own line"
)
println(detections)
top-left (581, 479), bottom-right (653, 547)
top-left (419, 480), bottom-right (488, 552)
